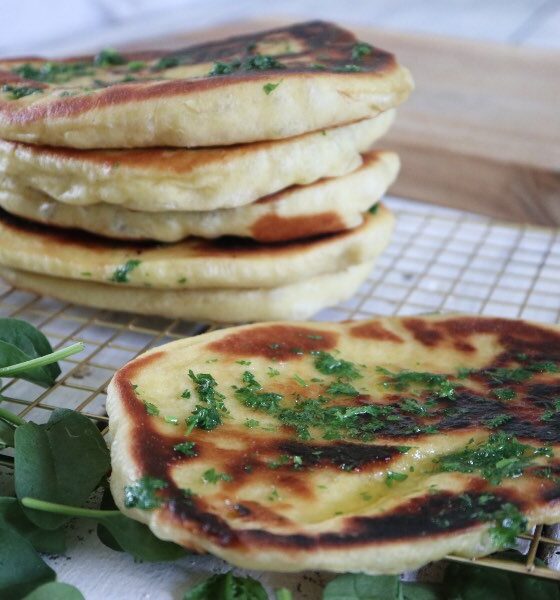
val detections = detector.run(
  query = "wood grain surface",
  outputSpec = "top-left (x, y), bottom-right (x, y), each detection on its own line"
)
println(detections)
top-left (125, 19), bottom-right (560, 225)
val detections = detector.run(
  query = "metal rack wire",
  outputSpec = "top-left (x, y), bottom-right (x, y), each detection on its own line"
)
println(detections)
top-left (1, 196), bottom-right (560, 590)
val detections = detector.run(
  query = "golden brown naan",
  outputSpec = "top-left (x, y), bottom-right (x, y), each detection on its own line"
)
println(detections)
top-left (0, 22), bottom-right (413, 148)
top-left (107, 315), bottom-right (560, 573)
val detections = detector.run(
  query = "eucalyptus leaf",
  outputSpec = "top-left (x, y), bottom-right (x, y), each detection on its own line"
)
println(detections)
top-left (463, 552), bottom-right (560, 600)
top-left (323, 573), bottom-right (401, 599)
top-left (402, 582), bottom-right (442, 600)
top-left (183, 571), bottom-right (268, 600)
top-left (22, 582), bottom-right (85, 600)
top-left (443, 563), bottom-right (515, 600)
top-left (0, 497), bottom-right (66, 554)
top-left (0, 527), bottom-right (55, 600)
top-left (99, 512), bottom-right (187, 561)
top-left (96, 486), bottom-right (186, 561)
top-left (0, 318), bottom-right (60, 386)
top-left (0, 418), bottom-right (15, 449)
top-left (15, 409), bottom-right (110, 529)
top-left (21, 496), bottom-right (187, 563)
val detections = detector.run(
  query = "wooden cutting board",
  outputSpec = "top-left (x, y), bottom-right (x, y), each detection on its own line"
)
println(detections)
top-left (124, 19), bottom-right (560, 225)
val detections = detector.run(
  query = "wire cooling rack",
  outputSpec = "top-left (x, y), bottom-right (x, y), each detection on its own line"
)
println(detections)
top-left (1, 196), bottom-right (560, 597)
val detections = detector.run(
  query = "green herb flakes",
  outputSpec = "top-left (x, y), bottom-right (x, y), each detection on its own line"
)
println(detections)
top-left (485, 414), bottom-right (512, 428)
top-left (144, 401), bottom-right (159, 416)
top-left (376, 367), bottom-right (455, 399)
top-left (437, 432), bottom-right (553, 484)
top-left (186, 370), bottom-right (227, 431)
top-left (263, 80), bottom-right (282, 95)
top-left (313, 351), bottom-right (362, 380)
top-left (124, 476), bottom-right (167, 510)
top-left (94, 48), bottom-right (126, 67)
top-left (492, 387), bottom-right (516, 401)
top-left (202, 468), bottom-right (233, 484)
top-left (110, 259), bottom-right (141, 283)
top-left (351, 41), bottom-right (374, 60)
top-left (1, 84), bottom-right (44, 99)
top-left (385, 471), bottom-right (408, 486)
top-left (325, 381), bottom-right (359, 396)
top-left (174, 441), bottom-right (197, 456)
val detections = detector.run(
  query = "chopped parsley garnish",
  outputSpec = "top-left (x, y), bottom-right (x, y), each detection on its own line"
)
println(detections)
top-left (293, 374), bottom-right (308, 387)
top-left (202, 468), bottom-right (233, 484)
top-left (164, 415), bottom-right (179, 425)
top-left (267, 455), bottom-right (291, 469)
top-left (351, 41), bottom-right (374, 61)
top-left (492, 388), bottom-right (516, 401)
top-left (186, 370), bottom-right (228, 431)
top-left (335, 64), bottom-right (363, 72)
top-left (235, 371), bottom-right (283, 412)
top-left (263, 81), bottom-right (282, 95)
top-left (377, 367), bottom-right (455, 399)
top-left (124, 476), bottom-right (167, 510)
top-left (325, 381), bottom-right (359, 396)
top-left (436, 432), bottom-right (553, 484)
top-left (244, 418), bottom-right (260, 428)
top-left (174, 441), bottom-right (197, 456)
top-left (153, 56), bottom-right (180, 70)
top-left (457, 367), bottom-right (475, 379)
top-left (94, 48), bottom-right (127, 67)
top-left (12, 61), bottom-right (94, 83)
top-left (128, 60), bottom-right (146, 71)
top-left (209, 54), bottom-right (285, 77)
top-left (236, 360), bottom-right (251, 365)
top-left (313, 351), bottom-right (362, 379)
top-left (1, 84), bottom-right (44, 100)
top-left (484, 414), bottom-right (512, 428)
top-left (181, 389), bottom-right (191, 399)
top-left (368, 204), bottom-right (379, 214)
top-left (144, 401), bottom-right (159, 416)
top-left (489, 503), bottom-right (527, 548)
top-left (396, 446), bottom-right (412, 453)
top-left (541, 398), bottom-right (560, 421)
top-left (245, 55), bottom-right (285, 70)
top-left (268, 488), bottom-right (280, 502)
top-left (399, 397), bottom-right (428, 416)
top-left (267, 367), bottom-right (280, 378)
top-left (110, 259), bottom-right (141, 283)
top-left (385, 471), bottom-right (408, 486)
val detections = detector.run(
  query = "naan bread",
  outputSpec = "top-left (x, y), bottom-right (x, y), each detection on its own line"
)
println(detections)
top-left (106, 315), bottom-right (560, 574)
top-left (0, 205), bottom-right (393, 289)
top-left (0, 113), bottom-right (394, 212)
top-left (0, 22), bottom-right (413, 148)
top-left (0, 261), bottom-right (373, 322)
top-left (0, 152), bottom-right (399, 242)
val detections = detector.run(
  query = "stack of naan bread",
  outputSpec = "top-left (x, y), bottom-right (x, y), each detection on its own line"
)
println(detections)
top-left (0, 22), bottom-right (413, 322)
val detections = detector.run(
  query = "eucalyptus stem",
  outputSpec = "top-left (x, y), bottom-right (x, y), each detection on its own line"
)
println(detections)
top-left (0, 341), bottom-right (85, 377)
top-left (22, 497), bottom-right (120, 519)
top-left (0, 406), bottom-right (25, 427)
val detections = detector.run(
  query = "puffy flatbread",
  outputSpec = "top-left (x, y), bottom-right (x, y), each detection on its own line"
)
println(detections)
top-left (0, 261), bottom-right (373, 322)
top-left (0, 113), bottom-right (394, 212)
top-left (0, 22), bottom-right (413, 148)
top-left (0, 205), bottom-right (393, 289)
top-left (107, 315), bottom-right (560, 574)
top-left (0, 151), bottom-right (399, 242)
